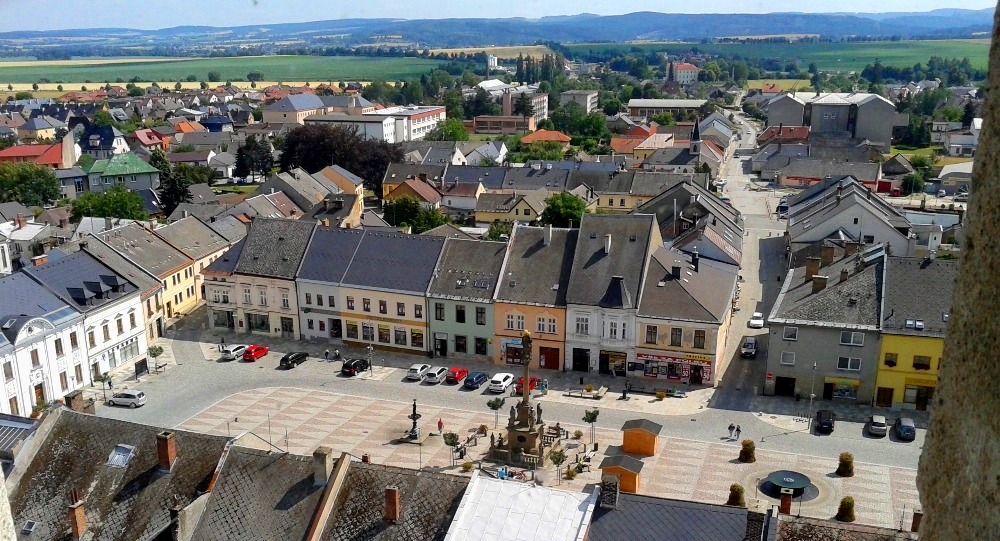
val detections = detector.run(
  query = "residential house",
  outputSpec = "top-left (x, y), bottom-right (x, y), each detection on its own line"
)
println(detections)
top-left (200, 114), bottom-right (233, 133)
top-left (304, 114), bottom-right (397, 143)
top-left (167, 202), bottom-right (230, 223)
top-left (880, 153), bottom-right (915, 183)
top-left (385, 178), bottom-right (443, 209)
top-left (320, 94), bottom-right (376, 115)
top-left (55, 166), bottom-right (88, 200)
top-left (926, 120), bottom-right (962, 144)
top-left (764, 243), bottom-right (886, 403)
top-left (426, 239), bottom-right (506, 360)
top-left (128, 128), bottom-right (170, 152)
top-left (628, 99), bottom-right (707, 119)
top-left (632, 134), bottom-right (676, 160)
top-left (474, 191), bottom-right (547, 226)
top-left (154, 216), bottom-right (232, 301)
top-left (363, 105), bottom-right (447, 141)
top-left (755, 125), bottom-right (810, 147)
top-left (78, 124), bottom-right (129, 159)
top-left (442, 165), bottom-right (507, 191)
top-left (635, 247), bottom-right (738, 386)
top-left (764, 92), bottom-right (907, 149)
top-left (0, 215), bottom-right (50, 271)
top-left (436, 180), bottom-right (485, 212)
top-left (0, 131), bottom-right (78, 169)
top-left (168, 150), bottom-right (216, 167)
top-left (310, 194), bottom-right (364, 229)
top-left (641, 122), bottom-right (719, 177)
top-left (936, 161), bottom-right (973, 194)
top-left (560, 90), bottom-right (600, 113)
top-left (943, 129), bottom-right (977, 156)
top-left (24, 250), bottom-right (147, 380)
top-left (460, 140), bottom-right (507, 166)
top-left (775, 158), bottom-right (882, 191)
top-left (421, 223), bottom-right (477, 240)
top-left (86, 152), bottom-right (161, 194)
top-left (263, 94), bottom-right (327, 124)
top-left (15, 117), bottom-right (55, 142)
top-left (0, 273), bottom-right (86, 416)
top-left (520, 129), bottom-right (572, 149)
top-left (874, 256), bottom-right (958, 410)
top-left (209, 151), bottom-right (236, 180)
top-left (223, 191), bottom-right (303, 221)
top-left (312, 164), bottom-right (366, 197)
top-left (381, 163), bottom-right (447, 199)
top-left (258, 168), bottom-right (342, 212)
top-left (172, 131), bottom-right (233, 153)
top-left (564, 214), bottom-right (659, 374)
top-left (634, 179), bottom-right (743, 263)
top-left (588, 488), bottom-right (753, 541)
top-left (666, 61), bottom-right (700, 84)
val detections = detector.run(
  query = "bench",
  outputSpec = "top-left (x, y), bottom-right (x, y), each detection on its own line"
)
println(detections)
top-left (564, 386), bottom-right (608, 400)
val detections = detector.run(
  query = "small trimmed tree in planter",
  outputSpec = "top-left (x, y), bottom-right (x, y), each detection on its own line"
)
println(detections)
top-left (462, 461), bottom-right (474, 473)
top-left (443, 432), bottom-right (460, 466)
top-left (836, 496), bottom-right (856, 522)
top-left (487, 397), bottom-right (506, 428)
top-left (584, 383), bottom-right (594, 393)
top-left (478, 424), bottom-right (489, 436)
top-left (583, 409), bottom-right (600, 443)
top-left (655, 390), bottom-right (666, 401)
top-left (573, 429), bottom-right (584, 440)
top-left (836, 452), bottom-right (855, 477)
top-left (726, 483), bottom-right (746, 507)
top-left (148, 345), bottom-right (164, 371)
top-left (549, 449), bottom-right (568, 485)
top-left (738, 439), bottom-right (756, 463)
top-left (565, 466), bottom-right (577, 481)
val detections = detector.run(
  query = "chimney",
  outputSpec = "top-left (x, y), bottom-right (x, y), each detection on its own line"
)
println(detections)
top-left (671, 266), bottom-right (681, 279)
top-left (604, 233), bottom-right (612, 255)
top-left (844, 241), bottom-right (859, 256)
top-left (911, 510), bottom-right (923, 533)
top-left (820, 244), bottom-right (834, 267)
top-left (68, 488), bottom-right (86, 540)
top-left (104, 217), bottom-right (113, 231)
top-left (840, 268), bottom-right (850, 283)
top-left (15, 213), bottom-right (26, 229)
top-left (361, 453), bottom-right (371, 464)
top-left (59, 217), bottom-right (69, 228)
top-left (323, 199), bottom-right (331, 211)
top-left (384, 486), bottom-right (401, 523)
top-left (156, 431), bottom-right (177, 471)
top-left (182, 210), bottom-right (189, 218)
top-left (805, 256), bottom-right (821, 280)
top-left (313, 446), bottom-right (333, 486)
top-left (691, 249), bottom-right (699, 272)
top-left (31, 254), bottom-right (48, 267)
top-left (502, 92), bottom-right (513, 116)
top-left (64, 390), bottom-right (85, 411)
top-left (418, 173), bottom-right (428, 182)
top-left (321, 218), bottom-right (330, 227)
top-left (79, 240), bottom-right (88, 250)
top-left (543, 224), bottom-right (552, 246)
top-left (811, 275), bottom-right (828, 294)
top-left (599, 474), bottom-right (620, 510)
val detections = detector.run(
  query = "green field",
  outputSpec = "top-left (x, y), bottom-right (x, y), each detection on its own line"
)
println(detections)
top-left (563, 40), bottom-right (990, 72)
top-left (0, 55), bottom-right (443, 84)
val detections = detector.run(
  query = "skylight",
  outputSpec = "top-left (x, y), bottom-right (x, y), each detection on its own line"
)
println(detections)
top-left (107, 444), bottom-right (137, 468)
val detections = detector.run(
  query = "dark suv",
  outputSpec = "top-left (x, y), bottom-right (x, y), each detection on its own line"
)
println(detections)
top-left (341, 358), bottom-right (370, 376)
top-left (279, 351), bottom-right (308, 369)
top-left (815, 409), bottom-right (836, 433)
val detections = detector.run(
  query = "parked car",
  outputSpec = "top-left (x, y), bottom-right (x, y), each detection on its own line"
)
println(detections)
top-left (894, 417), bottom-right (917, 441)
top-left (815, 409), bottom-right (836, 433)
top-left (220, 344), bottom-right (247, 360)
top-left (279, 351), bottom-right (308, 369)
top-left (954, 193), bottom-right (969, 202)
top-left (867, 415), bottom-right (888, 437)
top-left (464, 372), bottom-right (489, 390)
top-left (515, 377), bottom-right (539, 395)
top-left (406, 363), bottom-right (431, 381)
top-left (108, 390), bottom-right (146, 408)
top-left (341, 358), bottom-right (370, 376)
top-left (777, 211), bottom-right (788, 220)
top-left (424, 366), bottom-right (449, 384)
top-left (938, 190), bottom-right (947, 198)
top-left (488, 373), bottom-right (514, 393)
top-left (719, 194), bottom-right (732, 205)
top-left (748, 312), bottom-right (765, 328)
top-left (242, 344), bottom-right (269, 361)
top-left (445, 367), bottom-right (469, 384)
top-left (740, 337), bottom-right (758, 358)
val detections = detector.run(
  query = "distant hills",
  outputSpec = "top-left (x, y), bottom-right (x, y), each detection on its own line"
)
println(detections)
top-left (0, 8), bottom-right (993, 50)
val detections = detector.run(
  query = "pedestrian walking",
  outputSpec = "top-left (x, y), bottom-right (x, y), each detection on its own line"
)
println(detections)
top-left (735, 425), bottom-right (742, 440)
top-left (437, 418), bottom-right (444, 435)
top-left (334, 349), bottom-right (340, 360)
top-left (728, 423), bottom-right (735, 438)
top-left (324, 349), bottom-right (329, 361)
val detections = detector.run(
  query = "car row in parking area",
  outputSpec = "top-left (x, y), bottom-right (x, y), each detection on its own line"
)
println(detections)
top-left (814, 410), bottom-right (917, 442)
top-left (403, 364), bottom-right (539, 394)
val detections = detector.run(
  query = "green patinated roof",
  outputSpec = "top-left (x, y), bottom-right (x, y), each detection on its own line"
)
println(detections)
top-left (95, 152), bottom-right (158, 177)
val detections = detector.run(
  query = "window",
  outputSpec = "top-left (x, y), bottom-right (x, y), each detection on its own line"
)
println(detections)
top-left (884, 353), bottom-right (898, 367)
top-left (130, 313), bottom-right (136, 329)
top-left (378, 325), bottom-right (390, 344)
top-left (346, 297), bottom-right (355, 310)
top-left (221, 291), bottom-right (230, 304)
top-left (780, 352), bottom-right (795, 365)
top-left (258, 289), bottom-right (267, 306)
top-left (75, 364), bottom-right (83, 385)
top-left (2, 362), bottom-right (11, 381)
top-left (30, 349), bottom-right (40, 367)
top-left (537, 317), bottom-right (547, 333)
top-left (414, 304), bottom-right (422, 319)
top-left (782, 326), bottom-right (798, 340)
top-left (575, 316), bottom-right (589, 336)
top-left (346, 322), bottom-right (359, 339)
top-left (60, 371), bottom-right (69, 391)
top-left (70, 331), bottom-right (78, 350)
top-left (619, 198), bottom-right (625, 207)
top-left (645, 325), bottom-right (657, 344)
top-left (435, 303), bottom-right (445, 321)
top-left (117, 318), bottom-right (124, 335)
top-left (307, 319), bottom-right (314, 330)
top-left (840, 331), bottom-right (864, 346)
top-left (316, 295), bottom-right (323, 307)
top-left (516, 314), bottom-right (525, 330)
top-left (837, 356), bottom-right (862, 371)
top-left (546, 318), bottom-right (556, 334)
top-left (243, 288), bottom-right (251, 304)
top-left (395, 327), bottom-right (407, 345)
top-left (694, 330), bottom-right (706, 349)
top-left (397, 302), bottom-right (406, 317)
top-left (362, 323), bottom-right (374, 342)
top-left (281, 291), bottom-right (289, 309)
top-left (670, 328), bottom-right (682, 347)
top-left (328, 296), bottom-right (335, 307)
top-left (913, 356), bottom-right (932, 370)
top-left (379, 300), bottom-right (387, 314)
top-left (102, 324), bottom-right (110, 342)
top-left (8, 397), bottom-right (17, 416)
top-left (88, 331), bottom-right (96, 348)
top-left (305, 293), bottom-right (312, 305)
top-left (411, 330), bottom-right (424, 349)
top-left (476, 307), bottom-right (486, 326)
top-left (362, 298), bottom-right (371, 312)
top-left (55, 338), bottom-right (64, 357)
top-left (319, 320), bottom-right (325, 332)
top-left (506, 313), bottom-right (516, 330)
top-left (475, 337), bottom-right (488, 355)
top-left (456, 305), bottom-right (466, 324)
top-left (608, 321), bottom-right (619, 339)
top-left (455, 335), bottom-right (467, 353)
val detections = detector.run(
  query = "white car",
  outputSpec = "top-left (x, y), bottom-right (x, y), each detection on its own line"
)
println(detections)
top-left (748, 312), bottom-right (765, 328)
top-left (406, 363), bottom-right (431, 380)
top-left (424, 366), bottom-right (449, 384)
top-left (220, 344), bottom-right (247, 360)
top-left (488, 373), bottom-right (515, 393)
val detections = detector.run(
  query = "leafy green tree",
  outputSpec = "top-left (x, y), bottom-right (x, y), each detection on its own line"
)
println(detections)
top-left (158, 169), bottom-right (194, 216)
top-left (148, 148), bottom-right (172, 179)
top-left (93, 110), bottom-right (115, 127)
top-left (207, 71), bottom-right (221, 82)
top-left (128, 86), bottom-right (144, 97)
top-left (174, 163), bottom-right (217, 186)
top-left (174, 82), bottom-right (182, 91)
top-left (548, 449), bottom-right (568, 485)
top-left (961, 102), bottom-right (976, 127)
top-left (424, 118), bottom-right (469, 141)
top-left (0, 163), bottom-right (61, 207)
top-left (540, 192), bottom-right (586, 228)
top-left (0, 134), bottom-right (15, 151)
top-left (279, 124), bottom-right (401, 194)
top-left (171, 143), bottom-right (196, 153)
top-left (441, 89), bottom-right (465, 119)
top-left (485, 221), bottom-right (512, 241)
top-left (246, 71), bottom-right (265, 82)
top-left (487, 397), bottom-right (506, 428)
top-left (56, 84), bottom-right (63, 92)
top-left (479, 156), bottom-right (500, 167)
top-left (199, 81), bottom-right (209, 90)
top-left (649, 112), bottom-right (675, 126)
top-left (14, 91), bottom-right (33, 100)
top-left (514, 93), bottom-right (534, 120)
top-left (413, 208), bottom-right (448, 233)
top-left (602, 97), bottom-right (624, 116)
top-left (71, 185), bottom-right (148, 221)
top-left (382, 196), bottom-right (423, 228)
top-left (31, 83), bottom-right (38, 91)
top-left (582, 409), bottom-right (600, 444)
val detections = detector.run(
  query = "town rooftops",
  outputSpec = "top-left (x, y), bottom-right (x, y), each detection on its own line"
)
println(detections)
top-left (629, 98), bottom-right (708, 109)
top-left (234, 218), bottom-right (316, 279)
top-left (155, 216), bottom-right (231, 261)
top-left (0, 201), bottom-right (31, 222)
top-left (566, 214), bottom-right (656, 309)
top-left (297, 227), bottom-right (366, 284)
top-left (881, 256), bottom-right (958, 338)
top-left (23, 250), bottom-right (139, 312)
top-left (495, 224), bottom-right (578, 307)
top-left (588, 492), bottom-right (749, 541)
top-left (341, 230), bottom-right (445, 293)
top-left (442, 165), bottom-right (506, 189)
top-left (638, 247), bottom-right (738, 323)
top-left (266, 93), bottom-right (325, 112)
top-left (427, 239), bottom-right (506, 301)
top-left (97, 223), bottom-right (192, 278)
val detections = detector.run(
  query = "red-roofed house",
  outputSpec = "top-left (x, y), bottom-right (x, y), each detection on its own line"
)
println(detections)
top-left (386, 178), bottom-right (442, 209)
top-left (0, 133), bottom-right (77, 169)
top-left (756, 125), bottom-right (810, 147)
top-left (520, 129), bottom-right (572, 149)
top-left (667, 61), bottom-right (700, 84)
top-left (610, 137), bottom-right (646, 157)
top-left (626, 123), bottom-right (658, 138)
top-left (129, 128), bottom-right (170, 152)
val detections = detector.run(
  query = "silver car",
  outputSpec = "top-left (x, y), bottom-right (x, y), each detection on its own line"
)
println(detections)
top-left (867, 415), bottom-right (888, 437)
top-left (108, 390), bottom-right (146, 408)
top-left (424, 366), bottom-right (449, 384)
top-left (220, 344), bottom-right (247, 360)
top-left (406, 363), bottom-right (431, 380)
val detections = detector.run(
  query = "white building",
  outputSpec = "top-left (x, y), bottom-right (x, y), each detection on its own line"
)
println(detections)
top-left (363, 106), bottom-right (447, 141)
top-left (304, 114), bottom-right (397, 143)
top-left (0, 215), bottom-right (50, 272)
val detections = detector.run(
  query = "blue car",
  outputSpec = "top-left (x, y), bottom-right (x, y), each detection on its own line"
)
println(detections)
top-left (464, 372), bottom-right (489, 389)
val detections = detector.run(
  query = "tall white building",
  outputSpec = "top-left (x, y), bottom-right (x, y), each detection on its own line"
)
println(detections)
top-left (364, 106), bottom-right (447, 141)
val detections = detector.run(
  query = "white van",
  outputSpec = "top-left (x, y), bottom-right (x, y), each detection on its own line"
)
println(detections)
top-left (221, 344), bottom-right (247, 360)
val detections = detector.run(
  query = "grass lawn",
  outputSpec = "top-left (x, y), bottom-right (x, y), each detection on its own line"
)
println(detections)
top-left (212, 184), bottom-right (258, 194)
top-left (0, 55), bottom-right (442, 85)
top-left (429, 45), bottom-right (554, 59)
top-left (888, 146), bottom-right (944, 156)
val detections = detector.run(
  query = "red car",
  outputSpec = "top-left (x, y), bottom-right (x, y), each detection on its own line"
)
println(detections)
top-left (242, 345), bottom-right (269, 361)
top-left (515, 377), bottom-right (539, 395)
top-left (445, 367), bottom-right (469, 384)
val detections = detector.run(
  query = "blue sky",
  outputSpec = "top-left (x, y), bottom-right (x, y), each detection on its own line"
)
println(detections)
top-left (1, 0), bottom-right (991, 31)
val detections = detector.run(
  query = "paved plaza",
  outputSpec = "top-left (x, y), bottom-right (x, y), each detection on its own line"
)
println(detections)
top-left (177, 386), bottom-right (920, 529)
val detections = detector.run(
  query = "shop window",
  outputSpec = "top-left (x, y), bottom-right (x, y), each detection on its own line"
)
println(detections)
top-left (378, 325), bottom-right (390, 344)
top-left (346, 322), bottom-right (359, 339)
top-left (395, 327), bottom-right (407, 346)
top-left (410, 330), bottom-right (424, 349)
top-left (362, 324), bottom-right (374, 342)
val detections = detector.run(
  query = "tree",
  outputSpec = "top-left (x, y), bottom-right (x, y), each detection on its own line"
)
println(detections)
top-left (14, 91), bottom-right (33, 100)
top-left (649, 112), bottom-right (675, 126)
top-left (279, 124), bottom-right (402, 194)
top-left (207, 71), bottom-right (221, 82)
top-left (128, 86), bottom-right (144, 97)
top-left (487, 397), bottom-right (506, 428)
top-left (901, 173), bottom-right (926, 196)
top-left (513, 92), bottom-right (534, 120)
top-left (174, 163), bottom-right (217, 186)
top-left (602, 97), bottom-right (624, 116)
top-left (424, 118), bottom-right (469, 141)
top-left (94, 110), bottom-right (115, 127)
top-left (382, 196), bottom-right (423, 228)
top-left (158, 169), bottom-right (194, 216)
top-left (174, 82), bottom-right (182, 91)
top-left (246, 70), bottom-right (265, 82)
top-left (148, 149), bottom-right (172, 179)
top-left (485, 221), bottom-right (512, 241)
top-left (582, 409), bottom-right (600, 444)
top-left (31, 83), bottom-right (38, 91)
top-left (548, 449), bottom-right (567, 485)
top-left (199, 81), bottom-right (209, 90)
top-left (56, 84), bottom-right (63, 92)
top-left (413, 207), bottom-right (448, 233)
top-left (71, 186), bottom-right (148, 221)
top-left (962, 101), bottom-right (976, 127)
top-left (726, 484), bottom-right (746, 507)
top-left (171, 143), bottom-right (196, 153)
top-left (540, 192), bottom-right (585, 228)
top-left (0, 134), bottom-right (15, 152)
top-left (0, 163), bottom-right (61, 207)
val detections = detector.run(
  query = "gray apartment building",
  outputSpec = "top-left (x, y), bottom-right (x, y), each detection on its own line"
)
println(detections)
top-left (764, 92), bottom-right (908, 149)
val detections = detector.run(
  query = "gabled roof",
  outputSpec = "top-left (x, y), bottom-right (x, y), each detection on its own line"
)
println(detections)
top-left (318, 164), bottom-right (365, 187)
top-left (206, 214), bottom-right (248, 243)
top-left (588, 493), bottom-right (749, 541)
top-left (92, 152), bottom-right (159, 177)
top-left (23, 250), bottom-right (139, 313)
top-left (599, 454), bottom-right (645, 473)
top-left (61, 237), bottom-right (162, 298)
top-left (392, 178), bottom-right (442, 203)
top-left (167, 150), bottom-right (213, 163)
top-left (383, 163), bottom-right (447, 184)
top-left (521, 129), bottom-right (572, 144)
top-left (882, 256), bottom-right (958, 338)
top-left (155, 216), bottom-right (231, 261)
top-left (167, 202), bottom-right (230, 222)
top-left (442, 165), bottom-right (507, 190)
top-left (566, 214), bottom-right (656, 308)
top-left (298, 227), bottom-right (366, 284)
top-left (340, 230), bottom-right (445, 293)
top-left (501, 167), bottom-right (571, 191)
top-left (494, 225), bottom-right (578, 306)
top-left (266, 93), bottom-right (325, 112)
top-left (79, 124), bottom-right (124, 150)
top-left (638, 247), bottom-right (738, 323)
top-left (202, 238), bottom-right (245, 275)
top-left (621, 419), bottom-right (663, 435)
top-left (0, 273), bottom-right (74, 335)
top-left (234, 218), bottom-right (315, 279)
top-left (427, 239), bottom-right (506, 301)
top-left (421, 223), bottom-right (477, 240)
top-left (97, 223), bottom-right (192, 277)
top-left (0, 201), bottom-right (31, 222)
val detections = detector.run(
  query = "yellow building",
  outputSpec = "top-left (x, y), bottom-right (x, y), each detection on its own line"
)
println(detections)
top-left (874, 257), bottom-right (957, 410)
top-left (475, 191), bottom-right (547, 226)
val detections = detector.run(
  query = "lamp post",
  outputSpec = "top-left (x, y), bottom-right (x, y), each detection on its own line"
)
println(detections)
top-left (808, 362), bottom-right (817, 421)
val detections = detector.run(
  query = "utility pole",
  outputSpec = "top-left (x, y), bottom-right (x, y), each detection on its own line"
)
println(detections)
top-left (808, 362), bottom-right (817, 421)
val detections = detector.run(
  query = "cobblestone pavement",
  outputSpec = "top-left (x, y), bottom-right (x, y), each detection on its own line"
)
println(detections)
top-left (176, 386), bottom-right (920, 530)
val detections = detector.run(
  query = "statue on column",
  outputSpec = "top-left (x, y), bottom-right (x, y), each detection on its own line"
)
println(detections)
top-left (536, 402), bottom-right (543, 424)
top-left (509, 405), bottom-right (516, 422)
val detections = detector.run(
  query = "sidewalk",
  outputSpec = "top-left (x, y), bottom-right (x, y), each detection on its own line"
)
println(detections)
top-left (750, 394), bottom-right (931, 430)
top-left (79, 335), bottom-right (181, 403)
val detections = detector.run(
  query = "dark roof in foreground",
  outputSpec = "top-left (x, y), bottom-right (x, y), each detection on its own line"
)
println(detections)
top-left (320, 461), bottom-right (469, 541)
top-left (339, 230), bottom-right (445, 294)
top-left (588, 493), bottom-right (749, 541)
top-left (234, 218), bottom-right (316, 279)
top-left (566, 214), bottom-right (655, 309)
top-left (494, 225), bottom-right (578, 306)
top-left (427, 239), bottom-right (507, 301)
top-left (621, 419), bottom-right (664, 435)
top-left (8, 409), bottom-right (230, 541)
top-left (882, 256), bottom-right (958, 338)
top-left (189, 446), bottom-right (327, 541)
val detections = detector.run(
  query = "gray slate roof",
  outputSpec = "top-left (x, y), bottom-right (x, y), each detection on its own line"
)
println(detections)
top-left (421, 223), bottom-right (476, 240)
top-left (770, 249), bottom-right (883, 328)
top-left (621, 419), bottom-right (663, 435)
top-left (266, 94), bottom-right (325, 112)
top-left (234, 218), bottom-right (316, 279)
top-left (501, 167), bottom-right (571, 191)
top-left (203, 238), bottom-right (245, 275)
top-left (0, 201), bottom-right (30, 222)
top-left (0, 274), bottom-right (73, 350)
top-left (23, 251), bottom-right (139, 313)
top-left (777, 158), bottom-right (880, 180)
top-left (599, 454), bottom-right (645, 473)
top-left (638, 248), bottom-right (737, 323)
top-left (76, 238), bottom-right (162, 297)
top-left (494, 225), bottom-right (578, 306)
top-left (340, 231), bottom-right (445, 293)
top-left (441, 166), bottom-right (508, 190)
top-left (566, 214), bottom-right (655, 308)
top-left (882, 256), bottom-right (958, 338)
top-left (97, 223), bottom-right (192, 278)
top-left (155, 216), bottom-right (231, 261)
top-left (588, 493), bottom-right (749, 541)
top-left (297, 227), bottom-right (366, 284)
top-left (167, 202), bottom-right (231, 223)
top-left (189, 446), bottom-right (327, 541)
top-left (427, 239), bottom-right (507, 301)
top-left (208, 215), bottom-right (248, 243)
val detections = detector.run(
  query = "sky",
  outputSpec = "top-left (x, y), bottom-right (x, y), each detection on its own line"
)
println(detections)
top-left (0, 0), bottom-right (992, 31)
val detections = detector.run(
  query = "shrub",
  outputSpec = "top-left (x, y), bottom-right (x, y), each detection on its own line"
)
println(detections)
top-left (738, 439), bottom-right (756, 463)
top-left (656, 391), bottom-right (666, 400)
top-left (565, 466), bottom-right (578, 480)
top-left (573, 429), bottom-right (584, 440)
top-left (462, 461), bottom-right (474, 473)
top-left (836, 452), bottom-right (854, 477)
top-left (584, 383), bottom-right (594, 392)
top-left (836, 496), bottom-right (856, 522)
top-left (726, 483), bottom-right (746, 507)
top-left (478, 424), bottom-right (489, 435)
top-left (442, 432), bottom-right (460, 448)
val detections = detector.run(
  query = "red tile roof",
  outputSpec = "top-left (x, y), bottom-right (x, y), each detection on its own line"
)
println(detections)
top-left (0, 145), bottom-right (53, 158)
top-left (674, 62), bottom-right (699, 70)
top-left (610, 137), bottom-right (645, 154)
top-left (756, 125), bottom-right (810, 145)
top-left (521, 129), bottom-right (572, 144)
top-left (393, 178), bottom-right (442, 203)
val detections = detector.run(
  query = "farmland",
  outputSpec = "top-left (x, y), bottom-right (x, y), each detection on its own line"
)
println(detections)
top-left (0, 55), bottom-right (443, 84)
top-left (429, 45), bottom-right (555, 59)
top-left (562, 39), bottom-right (990, 72)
